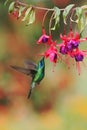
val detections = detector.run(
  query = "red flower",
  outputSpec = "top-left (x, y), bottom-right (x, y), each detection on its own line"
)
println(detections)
top-left (72, 49), bottom-right (87, 74)
top-left (37, 28), bottom-right (52, 45)
top-left (64, 48), bottom-right (87, 74)
top-left (58, 31), bottom-right (87, 55)
top-left (44, 43), bottom-right (60, 63)
top-left (57, 31), bottom-right (87, 74)
top-left (12, 11), bottom-right (19, 18)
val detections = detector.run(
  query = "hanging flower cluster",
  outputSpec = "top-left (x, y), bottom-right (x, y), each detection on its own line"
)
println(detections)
top-left (37, 28), bottom-right (61, 64)
top-left (58, 31), bottom-right (87, 74)
top-left (5, 0), bottom-right (87, 74)
top-left (37, 27), bottom-right (87, 74)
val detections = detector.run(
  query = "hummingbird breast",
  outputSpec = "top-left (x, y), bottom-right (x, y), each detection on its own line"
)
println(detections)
top-left (33, 68), bottom-right (45, 84)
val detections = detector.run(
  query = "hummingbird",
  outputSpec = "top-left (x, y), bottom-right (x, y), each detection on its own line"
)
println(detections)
top-left (10, 57), bottom-right (45, 98)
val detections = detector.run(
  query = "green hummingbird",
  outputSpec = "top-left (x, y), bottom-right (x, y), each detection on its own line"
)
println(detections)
top-left (10, 57), bottom-right (45, 98)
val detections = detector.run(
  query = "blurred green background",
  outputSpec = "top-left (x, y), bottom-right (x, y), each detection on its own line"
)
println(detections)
top-left (0, 0), bottom-right (87, 130)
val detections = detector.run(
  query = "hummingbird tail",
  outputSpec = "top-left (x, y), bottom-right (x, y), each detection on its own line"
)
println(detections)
top-left (27, 82), bottom-right (36, 99)
top-left (27, 87), bottom-right (32, 99)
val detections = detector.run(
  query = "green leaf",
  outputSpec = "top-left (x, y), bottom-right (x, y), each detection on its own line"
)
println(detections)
top-left (8, 1), bottom-right (15, 13)
top-left (75, 7), bottom-right (83, 22)
top-left (63, 4), bottom-right (75, 24)
top-left (18, 6), bottom-right (25, 18)
top-left (4, 0), bottom-right (9, 6)
top-left (26, 9), bottom-right (35, 25)
top-left (51, 7), bottom-right (60, 30)
top-left (85, 14), bottom-right (87, 25)
top-left (22, 7), bottom-right (32, 21)
top-left (22, 6), bottom-right (35, 26)
top-left (81, 5), bottom-right (87, 10)
top-left (75, 7), bottom-right (86, 33)
top-left (78, 16), bottom-right (85, 33)
top-left (70, 7), bottom-right (83, 23)
top-left (80, 6), bottom-right (87, 31)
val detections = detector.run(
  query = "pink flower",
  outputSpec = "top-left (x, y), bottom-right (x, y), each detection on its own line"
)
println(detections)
top-left (37, 28), bottom-right (52, 44)
top-left (12, 11), bottom-right (19, 18)
top-left (58, 31), bottom-right (87, 55)
top-left (44, 44), bottom-right (59, 63)
top-left (72, 49), bottom-right (87, 74)
top-left (63, 48), bottom-right (87, 74)
top-left (57, 31), bottom-right (87, 74)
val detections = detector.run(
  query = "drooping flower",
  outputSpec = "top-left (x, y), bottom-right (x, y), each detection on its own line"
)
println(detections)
top-left (67, 40), bottom-right (79, 51)
top-left (37, 27), bottom-right (52, 45)
top-left (11, 8), bottom-right (19, 18)
top-left (66, 48), bottom-right (87, 74)
top-left (58, 31), bottom-right (87, 55)
top-left (44, 44), bottom-right (58, 63)
top-left (57, 31), bottom-right (87, 74)
top-left (39, 41), bottom-right (60, 64)
top-left (72, 49), bottom-right (87, 74)
top-left (59, 45), bottom-right (68, 55)
top-left (74, 53), bottom-right (84, 62)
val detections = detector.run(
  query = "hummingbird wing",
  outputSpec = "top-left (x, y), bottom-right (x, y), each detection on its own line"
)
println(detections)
top-left (24, 60), bottom-right (37, 70)
top-left (10, 65), bottom-right (37, 77)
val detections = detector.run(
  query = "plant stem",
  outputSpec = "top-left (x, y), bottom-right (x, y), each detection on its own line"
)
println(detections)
top-left (70, 8), bottom-right (75, 31)
top-left (16, 0), bottom-right (64, 11)
top-left (49, 12), bottom-right (55, 35)
top-left (42, 10), bottom-right (50, 28)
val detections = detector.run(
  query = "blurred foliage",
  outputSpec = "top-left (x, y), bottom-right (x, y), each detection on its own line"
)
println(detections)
top-left (0, 0), bottom-right (87, 130)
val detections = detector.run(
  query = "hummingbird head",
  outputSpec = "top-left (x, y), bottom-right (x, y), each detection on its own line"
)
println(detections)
top-left (39, 57), bottom-right (45, 68)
